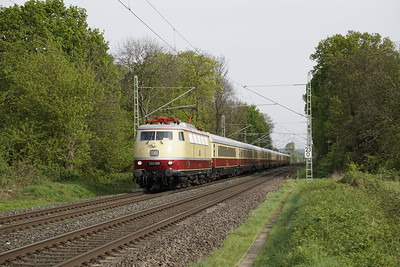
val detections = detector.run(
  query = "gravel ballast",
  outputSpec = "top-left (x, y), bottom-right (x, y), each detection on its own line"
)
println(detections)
top-left (0, 174), bottom-right (286, 266)
top-left (105, 175), bottom-right (286, 266)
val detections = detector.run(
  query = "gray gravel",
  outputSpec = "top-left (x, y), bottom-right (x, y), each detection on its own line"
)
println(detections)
top-left (102, 175), bottom-right (286, 267)
top-left (0, 175), bottom-right (266, 253)
top-left (0, 173), bottom-right (286, 267)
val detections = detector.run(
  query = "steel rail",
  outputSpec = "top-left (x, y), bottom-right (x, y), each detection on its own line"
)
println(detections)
top-left (58, 178), bottom-right (271, 266)
top-left (0, 193), bottom-right (158, 235)
top-left (0, 193), bottom-right (141, 224)
top-left (58, 167), bottom-right (298, 266)
top-left (0, 170), bottom-right (275, 235)
top-left (0, 167), bottom-right (294, 265)
top-left (0, 167), bottom-right (283, 233)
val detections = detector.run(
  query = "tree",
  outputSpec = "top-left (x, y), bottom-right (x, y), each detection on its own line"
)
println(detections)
top-left (213, 56), bottom-right (235, 135)
top-left (242, 105), bottom-right (273, 147)
top-left (115, 37), bottom-right (178, 121)
top-left (115, 38), bottom-right (224, 132)
top-left (310, 31), bottom-right (400, 173)
top-left (0, 47), bottom-right (96, 169)
top-left (0, 0), bottom-right (111, 72)
top-left (0, 0), bottom-right (133, 177)
top-left (284, 142), bottom-right (303, 163)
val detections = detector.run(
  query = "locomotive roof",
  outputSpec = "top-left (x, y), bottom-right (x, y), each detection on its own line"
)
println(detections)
top-left (137, 122), bottom-right (202, 132)
top-left (137, 123), bottom-right (288, 157)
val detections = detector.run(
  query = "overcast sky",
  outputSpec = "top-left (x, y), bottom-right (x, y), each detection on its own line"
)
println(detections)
top-left (3, 0), bottom-right (400, 149)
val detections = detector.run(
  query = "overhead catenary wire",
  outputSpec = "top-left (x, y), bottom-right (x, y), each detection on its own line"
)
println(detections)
top-left (144, 0), bottom-right (197, 51)
top-left (143, 87), bottom-right (196, 118)
top-left (274, 123), bottom-right (307, 140)
top-left (116, 0), bottom-right (307, 147)
top-left (228, 76), bottom-right (307, 119)
top-left (244, 83), bottom-right (306, 87)
top-left (116, 0), bottom-right (178, 53)
top-left (243, 85), bottom-right (307, 118)
top-left (117, 0), bottom-right (306, 121)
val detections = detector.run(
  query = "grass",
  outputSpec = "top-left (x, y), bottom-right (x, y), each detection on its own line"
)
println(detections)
top-left (193, 167), bottom-right (399, 267)
top-left (254, 177), bottom-right (400, 267)
top-left (192, 178), bottom-right (298, 267)
top-left (0, 173), bottom-right (134, 212)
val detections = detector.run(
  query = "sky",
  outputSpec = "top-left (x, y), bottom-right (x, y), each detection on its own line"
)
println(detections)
top-left (3, 0), bottom-right (400, 149)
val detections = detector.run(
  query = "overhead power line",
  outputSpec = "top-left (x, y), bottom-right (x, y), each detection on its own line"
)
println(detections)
top-left (243, 85), bottom-right (307, 118)
top-left (117, 0), bottom-right (307, 121)
top-left (274, 132), bottom-right (307, 135)
top-left (144, 0), bottom-right (197, 51)
top-left (143, 87), bottom-right (196, 118)
top-left (244, 83), bottom-right (306, 87)
top-left (116, 0), bottom-right (307, 146)
top-left (274, 123), bottom-right (307, 140)
top-left (116, 0), bottom-right (178, 53)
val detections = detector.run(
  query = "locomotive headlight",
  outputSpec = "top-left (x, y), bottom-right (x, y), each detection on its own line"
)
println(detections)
top-left (168, 161), bottom-right (173, 166)
top-left (137, 161), bottom-right (142, 166)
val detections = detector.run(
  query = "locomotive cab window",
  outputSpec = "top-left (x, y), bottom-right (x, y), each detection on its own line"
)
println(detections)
top-left (140, 131), bottom-right (173, 141)
top-left (156, 131), bottom-right (173, 140)
top-left (140, 131), bottom-right (155, 141)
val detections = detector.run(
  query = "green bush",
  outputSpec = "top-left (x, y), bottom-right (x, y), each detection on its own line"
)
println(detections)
top-left (0, 156), bottom-right (12, 186)
top-left (58, 167), bottom-right (80, 181)
top-left (255, 179), bottom-right (400, 266)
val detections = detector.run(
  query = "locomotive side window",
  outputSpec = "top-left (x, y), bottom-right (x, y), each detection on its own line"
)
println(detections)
top-left (179, 132), bottom-right (185, 141)
top-left (188, 133), bottom-right (208, 145)
top-left (200, 136), bottom-right (205, 145)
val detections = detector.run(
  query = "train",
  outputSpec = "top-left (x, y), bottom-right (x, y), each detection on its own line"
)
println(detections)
top-left (133, 116), bottom-right (290, 191)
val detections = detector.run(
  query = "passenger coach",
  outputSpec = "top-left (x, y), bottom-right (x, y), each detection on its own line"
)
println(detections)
top-left (133, 117), bottom-right (289, 190)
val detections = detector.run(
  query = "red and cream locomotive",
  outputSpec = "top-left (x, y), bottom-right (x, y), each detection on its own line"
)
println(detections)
top-left (133, 117), bottom-right (290, 190)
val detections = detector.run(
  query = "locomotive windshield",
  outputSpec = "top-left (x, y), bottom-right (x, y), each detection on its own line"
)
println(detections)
top-left (140, 131), bottom-right (173, 141)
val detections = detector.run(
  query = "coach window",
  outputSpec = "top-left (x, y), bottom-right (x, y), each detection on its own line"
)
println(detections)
top-left (179, 132), bottom-right (185, 141)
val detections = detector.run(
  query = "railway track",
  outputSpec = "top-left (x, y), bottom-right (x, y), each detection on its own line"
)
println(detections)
top-left (0, 165), bottom-right (296, 266)
top-left (0, 192), bottom-right (158, 235)
top-left (0, 167), bottom-right (286, 236)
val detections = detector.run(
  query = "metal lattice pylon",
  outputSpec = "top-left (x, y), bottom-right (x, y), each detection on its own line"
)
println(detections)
top-left (133, 75), bottom-right (140, 138)
top-left (221, 115), bottom-right (226, 137)
top-left (305, 72), bottom-right (313, 183)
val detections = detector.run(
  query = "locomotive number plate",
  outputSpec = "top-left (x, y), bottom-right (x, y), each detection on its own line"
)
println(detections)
top-left (148, 161), bottom-right (161, 166)
top-left (150, 150), bottom-right (159, 156)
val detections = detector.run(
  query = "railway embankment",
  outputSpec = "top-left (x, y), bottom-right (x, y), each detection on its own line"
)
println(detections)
top-left (1, 166), bottom-right (397, 266)
top-left (0, 167), bottom-right (296, 265)
top-left (0, 173), bottom-right (133, 212)
top-left (196, 168), bottom-right (399, 267)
